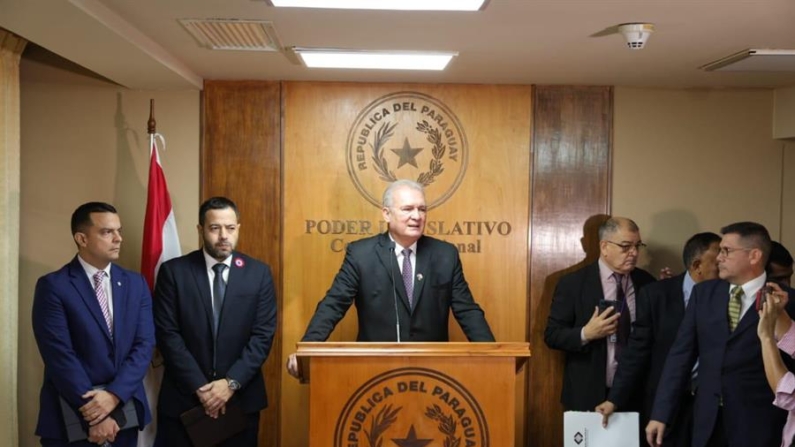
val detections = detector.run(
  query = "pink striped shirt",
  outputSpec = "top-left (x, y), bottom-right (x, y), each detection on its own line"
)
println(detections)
top-left (774, 321), bottom-right (795, 447)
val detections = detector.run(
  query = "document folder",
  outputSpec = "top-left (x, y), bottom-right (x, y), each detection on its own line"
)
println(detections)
top-left (564, 411), bottom-right (639, 447)
top-left (179, 404), bottom-right (247, 447)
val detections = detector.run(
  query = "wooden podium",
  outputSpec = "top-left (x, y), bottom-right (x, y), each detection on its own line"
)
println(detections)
top-left (296, 342), bottom-right (531, 447)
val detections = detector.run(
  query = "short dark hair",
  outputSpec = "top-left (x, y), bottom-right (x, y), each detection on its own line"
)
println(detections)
top-left (720, 221), bottom-right (772, 264)
top-left (71, 202), bottom-right (117, 235)
top-left (767, 241), bottom-right (794, 270)
top-left (598, 217), bottom-right (639, 241)
top-left (682, 232), bottom-right (721, 268)
top-left (199, 197), bottom-right (239, 225)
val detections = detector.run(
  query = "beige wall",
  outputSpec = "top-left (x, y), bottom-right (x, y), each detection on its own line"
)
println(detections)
top-left (613, 87), bottom-right (793, 274)
top-left (17, 50), bottom-right (199, 446)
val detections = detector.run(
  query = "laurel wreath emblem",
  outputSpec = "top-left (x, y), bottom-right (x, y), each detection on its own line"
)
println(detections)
top-left (365, 404), bottom-right (401, 447)
top-left (370, 120), bottom-right (446, 186)
top-left (425, 404), bottom-right (461, 447)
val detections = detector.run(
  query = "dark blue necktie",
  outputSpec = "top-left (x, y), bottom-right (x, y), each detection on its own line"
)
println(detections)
top-left (212, 263), bottom-right (227, 332)
top-left (613, 273), bottom-right (630, 359)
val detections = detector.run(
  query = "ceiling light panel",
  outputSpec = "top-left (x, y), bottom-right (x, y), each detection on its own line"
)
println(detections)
top-left (292, 48), bottom-right (457, 70)
top-left (179, 19), bottom-right (282, 51)
top-left (266, 0), bottom-right (486, 11)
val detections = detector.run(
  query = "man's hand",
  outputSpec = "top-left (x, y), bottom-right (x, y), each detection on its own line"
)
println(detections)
top-left (658, 267), bottom-right (673, 280)
top-left (595, 400), bottom-right (616, 427)
top-left (196, 379), bottom-right (234, 418)
top-left (286, 353), bottom-right (300, 379)
top-left (80, 390), bottom-right (120, 426)
top-left (582, 306), bottom-right (619, 342)
top-left (87, 417), bottom-right (119, 445)
top-left (645, 420), bottom-right (666, 447)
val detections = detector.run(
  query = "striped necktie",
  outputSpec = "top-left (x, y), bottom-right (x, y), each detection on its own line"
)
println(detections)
top-left (728, 286), bottom-right (743, 331)
top-left (93, 270), bottom-right (113, 336)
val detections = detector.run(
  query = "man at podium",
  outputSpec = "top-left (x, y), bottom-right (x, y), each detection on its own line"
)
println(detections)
top-left (288, 180), bottom-right (494, 377)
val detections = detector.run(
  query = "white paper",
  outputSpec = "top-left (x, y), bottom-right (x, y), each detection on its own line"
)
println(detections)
top-left (564, 411), bottom-right (639, 447)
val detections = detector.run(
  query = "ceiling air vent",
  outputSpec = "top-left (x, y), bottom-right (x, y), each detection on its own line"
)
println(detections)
top-left (701, 49), bottom-right (795, 72)
top-left (179, 19), bottom-right (282, 51)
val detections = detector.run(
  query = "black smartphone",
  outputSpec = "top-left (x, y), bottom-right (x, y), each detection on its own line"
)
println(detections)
top-left (756, 286), bottom-right (774, 311)
top-left (598, 299), bottom-right (617, 314)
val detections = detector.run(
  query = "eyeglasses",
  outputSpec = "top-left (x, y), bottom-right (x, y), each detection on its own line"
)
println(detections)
top-left (717, 246), bottom-right (751, 257)
top-left (606, 241), bottom-right (647, 253)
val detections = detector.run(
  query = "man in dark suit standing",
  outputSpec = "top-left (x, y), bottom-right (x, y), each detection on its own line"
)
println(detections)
top-left (154, 197), bottom-right (277, 447)
top-left (647, 222), bottom-right (795, 447)
top-left (32, 202), bottom-right (155, 447)
top-left (287, 180), bottom-right (494, 376)
top-left (544, 217), bottom-right (656, 412)
top-left (595, 231), bottom-right (722, 446)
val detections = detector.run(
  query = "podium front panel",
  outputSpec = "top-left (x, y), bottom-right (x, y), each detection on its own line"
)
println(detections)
top-left (308, 356), bottom-right (516, 447)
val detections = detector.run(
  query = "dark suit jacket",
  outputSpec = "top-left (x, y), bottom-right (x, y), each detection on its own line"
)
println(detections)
top-left (544, 261), bottom-right (656, 411)
top-left (32, 256), bottom-right (155, 440)
top-left (153, 250), bottom-right (277, 417)
top-left (609, 274), bottom-right (690, 444)
top-left (301, 233), bottom-right (494, 342)
top-left (651, 279), bottom-right (795, 447)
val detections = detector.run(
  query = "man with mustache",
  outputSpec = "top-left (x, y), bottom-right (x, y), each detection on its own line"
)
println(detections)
top-left (153, 197), bottom-right (277, 447)
top-left (544, 217), bottom-right (656, 414)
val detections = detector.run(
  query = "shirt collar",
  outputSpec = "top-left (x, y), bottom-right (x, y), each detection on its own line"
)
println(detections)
top-left (389, 235), bottom-right (418, 256)
top-left (683, 271), bottom-right (697, 301)
top-left (203, 249), bottom-right (232, 271)
top-left (77, 254), bottom-right (112, 279)
top-left (598, 258), bottom-right (625, 282)
top-left (733, 272), bottom-right (767, 298)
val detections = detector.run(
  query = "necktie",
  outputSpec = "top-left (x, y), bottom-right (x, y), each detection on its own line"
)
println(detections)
top-left (728, 286), bottom-right (743, 331)
top-left (613, 273), bottom-right (630, 359)
top-left (212, 263), bottom-right (227, 332)
top-left (402, 248), bottom-right (414, 308)
top-left (93, 270), bottom-right (113, 336)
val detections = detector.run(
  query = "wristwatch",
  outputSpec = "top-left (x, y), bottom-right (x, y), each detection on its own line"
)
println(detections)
top-left (226, 377), bottom-right (241, 391)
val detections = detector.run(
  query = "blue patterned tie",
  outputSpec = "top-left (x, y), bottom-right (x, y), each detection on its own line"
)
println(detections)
top-left (402, 249), bottom-right (413, 308)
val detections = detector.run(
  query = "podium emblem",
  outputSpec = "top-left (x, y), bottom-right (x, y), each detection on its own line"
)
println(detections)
top-left (334, 367), bottom-right (488, 447)
top-left (346, 92), bottom-right (469, 210)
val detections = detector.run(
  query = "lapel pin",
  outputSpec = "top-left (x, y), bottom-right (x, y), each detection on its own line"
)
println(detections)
top-left (117, 281), bottom-right (121, 286)
top-left (234, 258), bottom-right (245, 268)
top-left (416, 274), bottom-right (423, 281)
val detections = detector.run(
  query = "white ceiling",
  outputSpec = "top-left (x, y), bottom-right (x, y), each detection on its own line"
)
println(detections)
top-left (2, 0), bottom-right (795, 90)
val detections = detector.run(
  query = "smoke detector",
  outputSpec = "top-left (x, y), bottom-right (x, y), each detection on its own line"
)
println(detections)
top-left (618, 23), bottom-right (654, 50)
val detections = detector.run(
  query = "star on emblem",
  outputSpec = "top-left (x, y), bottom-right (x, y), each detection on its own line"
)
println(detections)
top-left (390, 137), bottom-right (423, 169)
top-left (392, 425), bottom-right (433, 447)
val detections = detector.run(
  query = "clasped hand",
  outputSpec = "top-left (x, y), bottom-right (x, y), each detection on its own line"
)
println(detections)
top-left (196, 379), bottom-right (234, 418)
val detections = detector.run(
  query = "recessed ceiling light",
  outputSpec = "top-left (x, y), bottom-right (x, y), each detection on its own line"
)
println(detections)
top-left (267, 0), bottom-right (486, 11)
top-left (292, 48), bottom-right (457, 70)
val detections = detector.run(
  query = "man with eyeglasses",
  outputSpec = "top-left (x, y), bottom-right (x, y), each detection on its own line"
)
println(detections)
top-left (544, 217), bottom-right (656, 414)
top-left (287, 179), bottom-right (494, 378)
top-left (596, 231), bottom-right (722, 447)
top-left (647, 222), bottom-right (795, 447)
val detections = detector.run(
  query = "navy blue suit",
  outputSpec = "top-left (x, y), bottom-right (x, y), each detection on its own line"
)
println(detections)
top-left (32, 256), bottom-right (155, 445)
top-left (651, 279), bottom-right (795, 447)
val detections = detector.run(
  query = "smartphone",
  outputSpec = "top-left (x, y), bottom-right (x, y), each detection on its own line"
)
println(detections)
top-left (598, 299), bottom-right (618, 343)
top-left (756, 286), bottom-right (774, 311)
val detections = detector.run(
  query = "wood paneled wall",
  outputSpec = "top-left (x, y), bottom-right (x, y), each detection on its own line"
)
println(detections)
top-left (201, 80), bottom-right (282, 446)
top-left (200, 81), bottom-right (613, 447)
top-left (527, 86), bottom-right (613, 446)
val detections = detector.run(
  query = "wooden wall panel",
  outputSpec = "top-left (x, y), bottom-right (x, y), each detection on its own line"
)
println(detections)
top-left (527, 86), bottom-right (612, 447)
top-left (201, 80), bottom-right (282, 446)
top-left (281, 82), bottom-right (532, 447)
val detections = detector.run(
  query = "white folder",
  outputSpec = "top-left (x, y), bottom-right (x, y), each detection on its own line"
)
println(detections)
top-left (564, 411), bottom-right (639, 447)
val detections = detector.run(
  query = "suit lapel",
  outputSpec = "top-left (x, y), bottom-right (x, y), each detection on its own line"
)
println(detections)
top-left (68, 257), bottom-right (113, 342)
top-left (223, 254), bottom-right (245, 314)
top-left (586, 262), bottom-right (605, 307)
top-left (110, 264), bottom-right (126, 346)
top-left (412, 237), bottom-right (429, 311)
top-left (188, 251), bottom-right (215, 333)
top-left (670, 274), bottom-right (686, 318)
top-left (375, 234), bottom-right (411, 311)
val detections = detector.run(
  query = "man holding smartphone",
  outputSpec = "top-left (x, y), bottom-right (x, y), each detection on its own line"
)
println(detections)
top-left (544, 216), bottom-right (656, 412)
